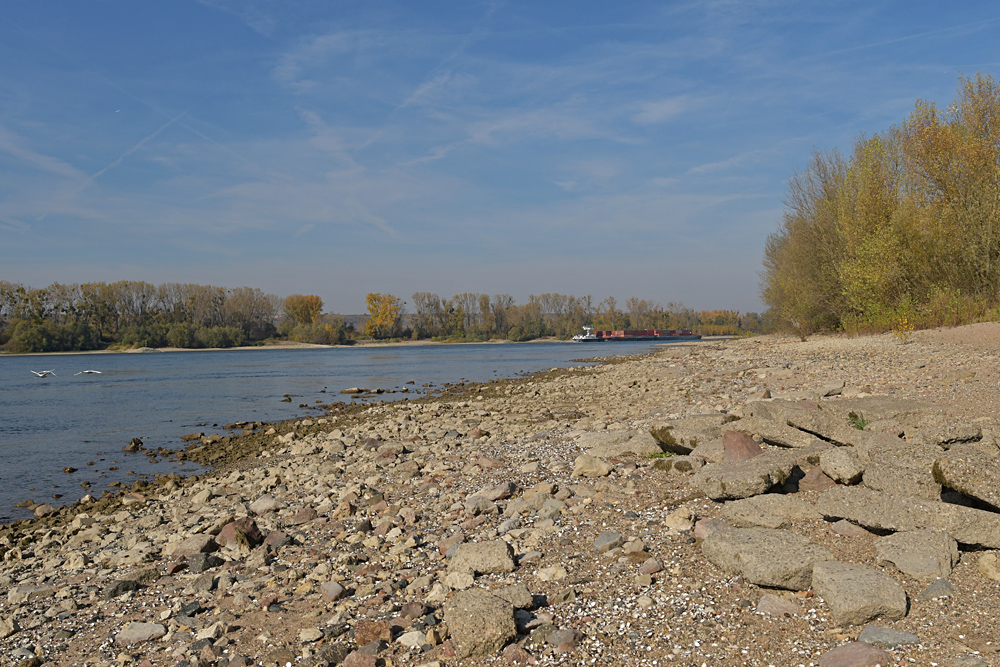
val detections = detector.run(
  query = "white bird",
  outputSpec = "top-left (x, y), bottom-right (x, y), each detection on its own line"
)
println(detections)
top-left (74, 370), bottom-right (102, 375)
top-left (31, 370), bottom-right (56, 377)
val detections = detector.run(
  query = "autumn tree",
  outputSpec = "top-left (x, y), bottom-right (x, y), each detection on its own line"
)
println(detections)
top-left (364, 293), bottom-right (403, 339)
top-left (284, 294), bottom-right (323, 326)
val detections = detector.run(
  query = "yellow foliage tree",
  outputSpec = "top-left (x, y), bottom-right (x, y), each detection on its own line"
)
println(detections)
top-left (284, 294), bottom-right (323, 326)
top-left (364, 293), bottom-right (403, 339)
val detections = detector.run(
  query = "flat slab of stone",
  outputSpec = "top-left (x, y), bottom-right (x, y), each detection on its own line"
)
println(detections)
top-left (917, 578), bottom-right (954, 601)
top-left (593, 531), bottom-right (624, 553)
top-left (933, 446), bottom-right (1000, 510)
top-left (863, 460), bottom-right (941, 500)
top-left (581, 430), bottom-right (663, 457)
top-left (756, 593), bottom-right (802, 617)
top-left (875, 530), bottom-right (958, 581)
top-left (812, 561), bottom-right (907, 626)
top-left (817, 486), bottom-right (1000, 549)
top-left (571, 454), bottom-right (612, 478)
top-left (443, 588), bottom-right (516, 659)
top-left (720, 494), bottom-right (821, 529)
top-left (816, 642), bottom-right (893, 667)
top-left (115, 622), bottom-right (167, 645)
top-left (728, 415), bottom-right (825, 449)
top-left (856, 625), bottom-right (919, 648)
top-left (448, 541), bottom-right (515, 575)
top-left (691, 451), bottom-right (797, 500)
top-left (701, 526), bottom-right (833, 590)
top-left (820, 447), bottom-right (864, 484)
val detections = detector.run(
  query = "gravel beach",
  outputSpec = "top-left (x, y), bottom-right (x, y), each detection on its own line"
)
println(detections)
top-left (3, 324), bottom-right (1000, 667)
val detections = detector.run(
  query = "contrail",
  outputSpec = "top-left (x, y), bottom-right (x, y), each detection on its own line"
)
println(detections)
top-left (86, 105), bottom-right (194, 184)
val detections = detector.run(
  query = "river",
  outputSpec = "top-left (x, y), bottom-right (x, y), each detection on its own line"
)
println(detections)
top-left (0, 341), bottom-right (667, 522)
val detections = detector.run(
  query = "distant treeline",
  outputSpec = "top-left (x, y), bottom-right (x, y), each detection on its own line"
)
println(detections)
top-left (0, 282), bottom-right (761, 353)
top-left (762, 73), bottom-right (1000, 337)
top-left (0, 281), bottom-right (282, 353)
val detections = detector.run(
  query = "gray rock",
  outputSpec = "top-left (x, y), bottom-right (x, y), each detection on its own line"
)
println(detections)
top-left (952, 656), bottom-right (990, 667)
top-left (115, 622), bottom-right (167, 645)
top-left (700, 526), bottom-right (833, 590)
top-left (448, 540), bottom-right (515, 575)
top-left (816, 486), bottom-right (1000, 548)
top-left (691, 450), bottom-right (797, 500)
top-left (829, 520), bottom-right (871, 538)
top-left (816, 642), bottom-right (892, 667)
top-left (689, 439), bottom-right (725, 463)
top-left (720, 494), bottom-right (821, 529)
top-left (875, 530), bottom-right (958, 581)
top-left (812, 561), bottom-right (908, 626)
top-left (0, 617), bottom-right (19, 640)
top-left (820, 447), bottom-right (865, 484)
top-left (593, 531), bottom-right (624, 553)
top-left (571, 454), bottom-right (612, 478)
top-left (933, 446), bottom-right (1000, 510)
top-left (168, 534), bottom-right (218, 558)
top-left (249, 494), bottom-right (286, 515)
top-left (504, 492), bottom-right (554, 517)
top-left (443, 588), bottom-right (516, 659)
top-left (320, 581), bottom-right (347, 602)
top-left (464, 495), bottom-right (499, 516)
top-left (856, 624), bottom-right (919, 648)
top-left (917, 578), bottom-right (954, 601)
top-left (103, 580), bottom-right (139, 599)
top-left (912, 422), bottom-right (982, 449)
top-left (189, 552), bottom-right (225, 573)
top-left (7, 585), bottom-right (55, 604)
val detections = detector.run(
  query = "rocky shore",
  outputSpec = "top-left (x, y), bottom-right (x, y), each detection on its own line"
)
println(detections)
top-left (3, 324), bottom-right (1000, 667)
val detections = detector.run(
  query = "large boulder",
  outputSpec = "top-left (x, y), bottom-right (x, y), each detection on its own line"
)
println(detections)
top-left (933, 445), bottom-right (1000, 510)
top-left (812, 561), bottom-right (908, 626)
top-left (875, 530), bottom-right (959, 581)
top-left (863, 461), bottom-right (942, 500)
top-left (443, 588), bottom-right (516, 659)
top-left (726, 416), bottom-right (825, 449)
top-left (819, 447), bottom-right (864, 484)
top-left (691, 451), bottom-right (797, 500)
top-left (582, 430), bottom-right (663, 457)
top-left (816, 486), bottom-right (1000, 549)
top-left (700, 526), bottom-right (833, 590)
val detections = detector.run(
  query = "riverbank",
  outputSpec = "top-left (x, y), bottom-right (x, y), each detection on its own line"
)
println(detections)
top-left (3, 325), bottom-right (1000, 666)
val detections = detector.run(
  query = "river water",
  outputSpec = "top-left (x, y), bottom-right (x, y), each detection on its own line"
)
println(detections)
top-left (0, 341), bottom-right (668, 522)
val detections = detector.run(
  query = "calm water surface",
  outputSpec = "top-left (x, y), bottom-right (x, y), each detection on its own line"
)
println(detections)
top-left (0, 341), bottom-right (665, 521)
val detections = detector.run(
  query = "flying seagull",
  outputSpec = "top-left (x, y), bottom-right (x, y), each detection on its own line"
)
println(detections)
top-left (74, 370), bottom-right (102, 375)
top-left (31, 370), bottom-right (56, 377)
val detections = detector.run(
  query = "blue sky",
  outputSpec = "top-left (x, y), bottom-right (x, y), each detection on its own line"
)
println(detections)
top-left (2, 1), bottom-right (998, 313)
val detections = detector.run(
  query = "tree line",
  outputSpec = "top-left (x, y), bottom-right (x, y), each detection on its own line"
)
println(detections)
top-left (762, 73), bottom-right (1000, 337)
top-left (0, 282), bottom-right (761, 353)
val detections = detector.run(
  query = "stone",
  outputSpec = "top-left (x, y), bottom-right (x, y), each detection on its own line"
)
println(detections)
top-left (343, 651), bottom-right (378, 667)
top-left (115, 622), bottom-right (167, 646)
top-left (7, 586), bottom-right (55, 604)
top-left (952, 656), bottom-right (990, 667)
top-left (571, 454), bottom-right (612, 478)
top-left (830, 520), bottom-right (870, 538)
top-left (662, 507), bottom-right (694, 532)
top-left (320, 581), bottom-right (347, 602)
top-left (536, 565), bottom-right (567, 581)
top-left (817, 486), bottom-right (1000, 548)
top-left (875, 530), bottom-right (958, 581)
top-left (0, 617), bottom-right (19, 640)
top-left (816, 642), bottom-right (893, 667)
top-left (502, 644), bottom-right (536, 664)
top-left (443, 588), bottom-right (516, 659)
top-left (812, 561), bottom-right (908, 626)
top-left (445, 572), bottom-right (474, 589)
top-left (798, 466), bottom-right (837, 492)
top-left (856, 625), bottom-right (920, 648)
top-left (496, 583), bottom-right (534, 609)
top-left (103, 579), bottom-right (140, 599)
top-left (188, 552), bottom-right (224, 573)
top-left (593, 531), bottom-right (624, 553)
top-left (727, 416), bottom-right (825, 449)
top-left (168, 534), bottom-right (218, 558)
top-left (934, 446), bottom-right (1000, 510)
top-left (286, 506), bottom-right (319, 525)
top-left (691, 451), bottom-right (797, 500)
top-left (397, 630), bottom-right (426, 647)
top-left (863, 461), bottom-right (941, 500)
top-left (700, 526), bottom-right (833, 590)
top-left (353, 619), bottom-right (390, 645)
top-left (756, 594), bottom-right (802, 617)
top-left (249, 494), bottom-right (286, 515)
top-left (916, 577), bottom-right (954, 600)
top-left (448, 540), bottom-right (515, 575)
top-left (720, 494), bottom-right (821, 529)
top-left (977, 552), bottom-right (1000, 582)
top-left (583, 430), bottom-right (663, 457)
top-left (300, 627), bottom-right (324, 643)
top-left (722, 430), bottom-right (762, 462)
top-left (820, 447), bottom-right (865, 484)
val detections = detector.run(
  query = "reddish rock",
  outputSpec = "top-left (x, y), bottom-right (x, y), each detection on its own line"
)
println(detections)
top-left (354, 619), bottom-right (390, 646)
top-left (400, 601), bottom-right (427, 619)
top-left (723, 430), bottom-right (763, 462)
top-left (166, 561), bottom-right (188, 575)
top-left (216, 517), bottom-right (264, 548)
top-left (503, 643), bottom-right (537, 664)
top-left (816, 642), bottom-right (892, 667)
top-left (342, 652), bottom-right (377, 667)
top-left (285, 506), bottom-right (319, 526)
top-left (799, 467), bottom-right (837, 492)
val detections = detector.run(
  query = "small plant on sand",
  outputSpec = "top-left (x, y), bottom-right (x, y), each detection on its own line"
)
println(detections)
top-left (847, 411), bottom-right (869, 430)
top-left (647, 452), bottom-right (674, 459)
top-left (892, 315), bottom-right (915, 344)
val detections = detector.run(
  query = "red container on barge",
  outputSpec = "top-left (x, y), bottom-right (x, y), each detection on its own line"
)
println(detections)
top-left (572, 326), bottom-right (701, 342)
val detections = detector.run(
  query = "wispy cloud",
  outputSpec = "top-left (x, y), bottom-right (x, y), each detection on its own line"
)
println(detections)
top-left (0, 124), bottom-right (85, 180)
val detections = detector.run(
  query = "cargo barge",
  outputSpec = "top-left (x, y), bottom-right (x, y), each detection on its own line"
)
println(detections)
top-left (572, 326), bottom-right (702, 342)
